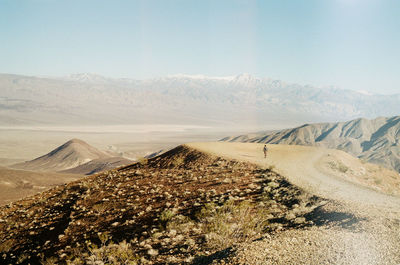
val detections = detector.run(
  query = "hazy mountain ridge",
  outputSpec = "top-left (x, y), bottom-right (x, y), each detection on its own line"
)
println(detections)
top-left (1, 73), bottom-right (400, 127)
top-left (221, 116), bottom-right (400, 172)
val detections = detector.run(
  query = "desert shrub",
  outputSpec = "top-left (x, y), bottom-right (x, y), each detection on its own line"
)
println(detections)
top-left (41, 256), bottom-right (57, 265)
top-left (92, 203), bottom-right (109, 214)
top-left (66, 233), bottom-right (139, 265)
top-left (197, 200), bottom-right (270, 250)
top-left (86, 241), bottom-right (138, 265)
top-left (137, 157), bottom-right (148, 165)
top-left (82, 181), bottom-right (99, 190)
top-left (328, 161), bottom-right (349, 173)
top-left (374, 178), bottom-right (382, 185)
top-left (172, 156), bottom-right (185, 167)
top-left (0, 239), bottom-right (14, 252)
top-left (159, 209), bottom-right (175, 229)
top-left (16, 253), bottom-right (29, 264)
top-left (337, 162), bottom-right (349, 173)
top-left (166, 214), bottom-right (193, 233)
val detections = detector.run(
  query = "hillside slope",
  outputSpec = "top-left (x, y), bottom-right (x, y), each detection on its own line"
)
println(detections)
top-left (10, 139), bottom-right (134, 175)
top-left (0, 167), bottom-right (80, 205)
top-left (221, 116), bottom-right (400, 172)
top-left (1, 143), bottom-right (400, 264)
top-left (61, 156), bottom-right (133, 175)
top-left (0, 145), bottom-right (321, 264)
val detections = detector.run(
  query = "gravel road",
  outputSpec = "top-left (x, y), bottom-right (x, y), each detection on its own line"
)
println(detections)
top-left (188, 142), bottom-right (400, 264)
top-left (188, 142), bottom-right (400, 212)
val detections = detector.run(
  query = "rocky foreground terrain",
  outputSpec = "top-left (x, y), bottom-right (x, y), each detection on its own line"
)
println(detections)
top-left (0, 145), bottom-right (399, 264)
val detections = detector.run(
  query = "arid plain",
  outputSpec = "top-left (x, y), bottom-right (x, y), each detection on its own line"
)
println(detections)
top-left (0, 125), bottom-right (239, 165)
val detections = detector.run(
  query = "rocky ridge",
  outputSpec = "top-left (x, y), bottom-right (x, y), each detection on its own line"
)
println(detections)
top-left (0, 145), bottom-right (327, 264)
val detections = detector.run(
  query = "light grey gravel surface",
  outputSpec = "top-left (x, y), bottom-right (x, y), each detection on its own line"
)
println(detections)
top-left (222, 202), bottom-right (400, 265)
top-left (188, 143), bottom-right (400, 264)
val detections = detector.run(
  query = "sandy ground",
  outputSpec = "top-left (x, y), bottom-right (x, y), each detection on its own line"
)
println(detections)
top-left (188, 142), bottom-right (400, 210)
top-left (188, 142), bottom-right (400, 264)
top-left (189, 142), bottom-right (400, 209)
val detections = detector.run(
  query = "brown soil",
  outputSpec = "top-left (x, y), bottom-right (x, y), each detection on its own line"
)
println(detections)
top-left (0, 145), bottom-right (327, 264)
top-left (0, 167), bottom-right (81, 206)
top-left (1, 143), bottom-right (399, 264)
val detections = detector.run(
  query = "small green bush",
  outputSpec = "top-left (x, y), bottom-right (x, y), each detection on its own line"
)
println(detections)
top-left (65, 234), bottom-right (139, 265)
top-left (137, 157), bottom-right (148, 165)
top-left (374, 178), bottom-right (382, 185)
top-left (337, 162), bottom-right (349, 173)
top-left (328, 161), bottom-right (349, 173)
top-left (197, 200), bottom-right (270, 249)
top-left (92, 203), bottom-right (108, 214)
top-left (0, 239), bottom-right (15, 252)
top-left (172, 156), bottom-right (185, 167)
top-left (41, 256), bottom-right (57, 265)
top-left (159, 209), bottom-right (175, 229)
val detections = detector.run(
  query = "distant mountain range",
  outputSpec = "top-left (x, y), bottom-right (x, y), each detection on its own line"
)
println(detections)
top-left (1, 73), bottom-right (399, 128)
top-left (221, 116), bottom-right (400, 173)
top-left (11, 139), bottom-right (132, 175)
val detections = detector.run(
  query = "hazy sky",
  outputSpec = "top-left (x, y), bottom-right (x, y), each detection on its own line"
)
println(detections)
top-left (1, 0), bottom-right (399, 94)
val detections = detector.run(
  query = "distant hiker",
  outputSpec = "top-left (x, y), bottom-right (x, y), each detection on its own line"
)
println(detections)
top-left (263, 145), bottom-right (268, 158)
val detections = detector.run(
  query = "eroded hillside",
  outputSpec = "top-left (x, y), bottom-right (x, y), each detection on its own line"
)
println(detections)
top-left (222, 116), bottom-right (400, 173)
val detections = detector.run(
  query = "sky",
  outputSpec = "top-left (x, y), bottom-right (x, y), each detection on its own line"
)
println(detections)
top-left (1, 0), bottom-right (399, 94)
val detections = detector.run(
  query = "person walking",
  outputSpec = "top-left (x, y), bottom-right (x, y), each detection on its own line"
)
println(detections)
top-left (263, 144), bottom-right (268, 158)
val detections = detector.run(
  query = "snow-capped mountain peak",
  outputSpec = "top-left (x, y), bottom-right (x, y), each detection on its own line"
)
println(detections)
top-left (67, 73), bottom-right (110, 83)
top-left (165, 74), bottom-right (236, 81)
top-left (231, 73), bottom-right (260, 86)
top-left (357, 90), bottom-right (373, 96)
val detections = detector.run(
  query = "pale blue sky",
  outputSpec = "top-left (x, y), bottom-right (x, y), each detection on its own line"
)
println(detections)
top-left (1, 0), bottom-right (399, 94)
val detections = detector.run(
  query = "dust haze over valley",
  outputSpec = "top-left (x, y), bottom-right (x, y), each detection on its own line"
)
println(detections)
top-left (0, 122), bottom-right (227, 165)
top-left (1, 72), bottom-right (400, 164)
top-left (2, 73), bottom-right (400, 128)
top-left (1, 73), bottom-right (400, 203)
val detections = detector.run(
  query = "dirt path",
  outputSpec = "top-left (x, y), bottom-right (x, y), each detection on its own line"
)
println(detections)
top-left (187, 142), bottom-right (400, 212)
top-left (188, 142), bottom-right (400, 264)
